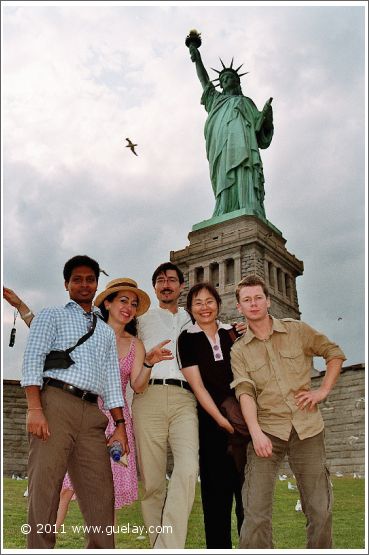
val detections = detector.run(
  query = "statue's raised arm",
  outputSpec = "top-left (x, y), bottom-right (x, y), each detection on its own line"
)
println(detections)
top-left (189, 45), bottom-right (210, 89)
top-left (185, 30), bottom-right (210, 89)
top-left (186, 30), bottom-right (274, 221)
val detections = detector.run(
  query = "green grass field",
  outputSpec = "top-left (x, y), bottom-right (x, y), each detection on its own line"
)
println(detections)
top-left (3, 476), bottom-right (366, 549)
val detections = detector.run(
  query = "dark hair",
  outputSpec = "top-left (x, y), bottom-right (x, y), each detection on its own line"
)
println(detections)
top-left (186, 282), bottom-right (222, 314)
top-left (236, 275), bottom-right (270, 302)
top-left (152, 262), bottom-right (184, 287)
top-left (97, 292), bottom-right (137, 336)
top-left (63, 255), bottom-right (100, 282)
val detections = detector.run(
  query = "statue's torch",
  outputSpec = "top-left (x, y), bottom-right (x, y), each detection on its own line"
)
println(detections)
top-left (185, 29), bottom-right (202, 61)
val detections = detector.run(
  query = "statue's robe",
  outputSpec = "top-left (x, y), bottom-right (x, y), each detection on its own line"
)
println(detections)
top-left (201, 83), bottom-right (273, 218)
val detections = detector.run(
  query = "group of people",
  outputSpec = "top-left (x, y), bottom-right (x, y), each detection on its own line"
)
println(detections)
top-left (4, 254), bottom-right (346, 550)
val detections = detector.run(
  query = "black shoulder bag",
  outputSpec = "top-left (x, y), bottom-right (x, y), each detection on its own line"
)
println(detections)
top-left (43, 314), bottom-right (97, 371)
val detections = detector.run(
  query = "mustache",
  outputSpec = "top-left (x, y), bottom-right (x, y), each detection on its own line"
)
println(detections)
top-left (161, 288), bottom-right (174, 293)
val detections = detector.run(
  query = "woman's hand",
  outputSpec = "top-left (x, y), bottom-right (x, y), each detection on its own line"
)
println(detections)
top-left (218, 415), bottom-right (234, 434)
top-left (145, 340), bottom-right (174, 367)
top-left (107, 426), bottom-right (130, 457)
top-left (233, 321), bottom-right (247, 335)
top-left (3, 287), bottom-right (22, 308)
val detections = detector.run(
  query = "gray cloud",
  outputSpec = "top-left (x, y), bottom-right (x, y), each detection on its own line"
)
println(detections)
top-left (3, 4), bottom-right (365, 378)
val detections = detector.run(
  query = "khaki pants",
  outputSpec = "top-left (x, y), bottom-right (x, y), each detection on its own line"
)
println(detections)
top-left (132, 384), bottom-right (199, 548)
top-left (240, 428), bottom-right (333, 549)
top-left (27, 386), bottom-right (115, 549)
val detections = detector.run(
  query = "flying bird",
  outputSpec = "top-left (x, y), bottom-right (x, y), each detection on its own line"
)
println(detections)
top-left (337, 317), bottom-right (342, 321)
top-left (125, 138), bottom-right (138, 156)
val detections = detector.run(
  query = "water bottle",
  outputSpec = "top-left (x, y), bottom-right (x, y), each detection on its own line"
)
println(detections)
top-left (108, 440), bottom-right (123, 462)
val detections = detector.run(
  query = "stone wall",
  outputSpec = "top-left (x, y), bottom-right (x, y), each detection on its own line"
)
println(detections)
top-left (2, 364), bottom-right (365, 477)
top-left (280, 364), bottom-right (365, 476)
top-left (312, 364), bottom-right (365, 475)
top-left (3, 380), bottom-right (28, 477)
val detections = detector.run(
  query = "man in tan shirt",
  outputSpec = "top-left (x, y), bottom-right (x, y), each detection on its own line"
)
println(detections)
top-left (230, 275), bottom-right (346, 549)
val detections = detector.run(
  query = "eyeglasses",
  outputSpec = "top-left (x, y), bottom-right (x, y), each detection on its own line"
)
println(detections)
top-left (155, 277), bottom-right (179, 285)
top-left (192, 300), bottom-right (218, 308)
top-left (240, 295), bottom-right (266, 304)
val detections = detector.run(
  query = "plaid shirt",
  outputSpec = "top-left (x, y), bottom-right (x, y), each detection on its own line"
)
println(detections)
top-left (21, 300), bottom-right (123, 410)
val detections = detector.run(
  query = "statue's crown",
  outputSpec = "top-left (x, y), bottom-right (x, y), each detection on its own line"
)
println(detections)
top-left (211, 57), bottom-right (248, 86)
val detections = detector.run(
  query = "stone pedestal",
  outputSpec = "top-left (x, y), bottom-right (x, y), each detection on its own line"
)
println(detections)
top-left (170, 215), bottom-right (303, 322)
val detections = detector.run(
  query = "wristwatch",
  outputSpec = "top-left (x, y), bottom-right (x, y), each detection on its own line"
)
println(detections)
top-left (114, 418), bottom-right (125, 427)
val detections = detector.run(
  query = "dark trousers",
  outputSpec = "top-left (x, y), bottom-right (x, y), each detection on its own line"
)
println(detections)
top-left (199, 413), bottom-right (245, 548)
top-left (27, 385), bottom-right (115, 549)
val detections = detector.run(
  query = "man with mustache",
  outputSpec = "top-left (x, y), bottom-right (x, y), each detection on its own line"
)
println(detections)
top-left (132, 262), bottom-right (199, 549)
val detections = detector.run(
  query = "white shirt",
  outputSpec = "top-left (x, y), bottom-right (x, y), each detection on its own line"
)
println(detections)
top-left (138, 306), bottom-right (192, 380)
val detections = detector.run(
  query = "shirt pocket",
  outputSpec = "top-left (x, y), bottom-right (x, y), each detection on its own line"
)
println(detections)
top-left (247, 357), bottom-right (271, 390)
top-left (279, 349), bottom-right (309, 376)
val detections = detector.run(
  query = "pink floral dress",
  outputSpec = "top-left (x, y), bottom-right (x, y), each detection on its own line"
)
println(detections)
top-left (62, 339), bottom-right (138, 509)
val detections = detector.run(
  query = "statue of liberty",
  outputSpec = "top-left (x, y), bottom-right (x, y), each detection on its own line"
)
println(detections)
top-left (186, 31), bottom-right (274, 220)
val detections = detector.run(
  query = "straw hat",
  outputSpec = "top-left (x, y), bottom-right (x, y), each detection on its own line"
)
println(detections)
top-left (94, 278), bottom-right (151, 317)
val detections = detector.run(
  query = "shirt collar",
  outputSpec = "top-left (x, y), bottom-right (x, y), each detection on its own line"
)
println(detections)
top-left (242, 315), bottom-right (287, 344)
top-left (187, 320), bottom-right (233, 334)
top-left (154, 305), bottom-right (182, 315)
top-left (65, 299), bottom-right (102, 316)
top-left (272, 317), bottom-right (288, 333)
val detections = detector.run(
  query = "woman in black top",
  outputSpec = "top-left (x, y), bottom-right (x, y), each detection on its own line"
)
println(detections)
top-left (177, 282), bottom-right (246, 548)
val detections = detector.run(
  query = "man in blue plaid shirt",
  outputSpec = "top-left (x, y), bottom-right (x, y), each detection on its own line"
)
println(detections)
top-left (21, 255), bottom-right (128, 549)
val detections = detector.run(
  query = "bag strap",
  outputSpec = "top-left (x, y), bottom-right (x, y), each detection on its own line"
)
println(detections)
top-left (65, 313), bottom-right (98, 354)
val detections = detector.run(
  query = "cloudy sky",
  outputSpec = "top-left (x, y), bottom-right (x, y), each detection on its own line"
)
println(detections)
top-left (2, 1), bottom-right (366, 378)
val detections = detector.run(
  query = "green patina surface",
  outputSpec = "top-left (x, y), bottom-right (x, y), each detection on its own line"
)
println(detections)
top-left (188, 31), bottom-right (274, 221)
top-left (192, 209), bottom-right (282, 235)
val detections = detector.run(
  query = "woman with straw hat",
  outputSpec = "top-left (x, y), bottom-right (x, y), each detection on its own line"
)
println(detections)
top-left (4, 279), bottom-right (173, 526)
top-left (60, 277), bottom-right (174, 520)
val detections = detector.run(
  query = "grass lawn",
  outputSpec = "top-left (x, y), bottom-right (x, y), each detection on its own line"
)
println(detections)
top-left (2, 476), bottom-right (366, 549)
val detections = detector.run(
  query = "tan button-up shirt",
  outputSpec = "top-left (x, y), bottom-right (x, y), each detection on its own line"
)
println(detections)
top-left (230, 317), bottom-right (346, 440)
